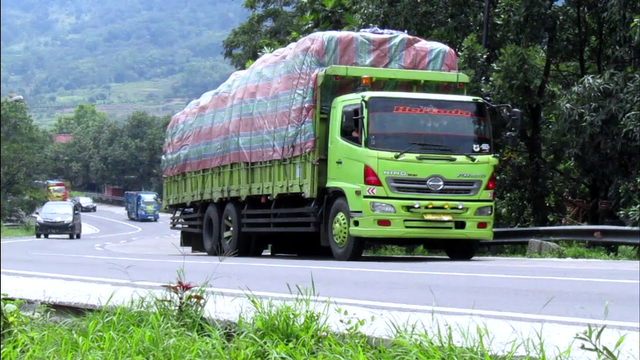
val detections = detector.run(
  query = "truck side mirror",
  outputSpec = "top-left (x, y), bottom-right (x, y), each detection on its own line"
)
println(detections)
top-left (503, 132), bottom-right (518, 147)
top-left (507, 109), bottom-right (522, 130)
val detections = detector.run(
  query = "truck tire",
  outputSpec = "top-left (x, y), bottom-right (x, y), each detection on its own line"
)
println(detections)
top-left (444, 240), bottom-right (480, 260)
top-left (220, 202), bottom-right (252, 256)
top-left (202, 204), bottom-right (222, 256)
top-left (327, 197), bottom-right (364, 261)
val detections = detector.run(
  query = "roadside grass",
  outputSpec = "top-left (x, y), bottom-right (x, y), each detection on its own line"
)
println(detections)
top-left (68, 191), bottom-right (85, 198)
top-left (366, 243), bottom-right (639, 260)
top-left (1, 270), bottom-right (630, 360)
top-left (0, 221), bottom-right (34, 238)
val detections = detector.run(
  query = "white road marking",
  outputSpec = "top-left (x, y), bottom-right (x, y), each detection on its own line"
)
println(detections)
top-left (82, 214), bottom-right (142, 239)
top-left (1, 269), bottom-right (637, 330)
top-left (28, 253), bottom-right (640, 284)
top-left (1, 238), bottom-right (46, 244)
top-left (82, 223), bottom-right (100, 235)
top-left (377, 254), bottom-right (640, 271)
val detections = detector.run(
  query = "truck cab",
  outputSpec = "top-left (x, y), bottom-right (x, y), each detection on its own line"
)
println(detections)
top-left (324, 90), bottom-right (502, 260)
top-left (125, 191), bottom-right (160, 221)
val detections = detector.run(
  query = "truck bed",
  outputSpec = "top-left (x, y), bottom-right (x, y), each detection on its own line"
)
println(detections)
top-left (163, 152), bottom-right (320, 206)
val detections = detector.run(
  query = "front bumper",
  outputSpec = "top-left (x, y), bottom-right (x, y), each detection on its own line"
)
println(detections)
top-left (349, 198), bottom-right (494, 240)
top-left (36, 222), bottom-right (75, 234)
top-left (138, 213), bottom-right (159, 220)
top-left (81, 205), bottom-right (96, 211)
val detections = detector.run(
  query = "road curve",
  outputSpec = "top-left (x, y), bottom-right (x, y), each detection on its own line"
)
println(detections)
top-left (2, 204), bottom-right (638, 329)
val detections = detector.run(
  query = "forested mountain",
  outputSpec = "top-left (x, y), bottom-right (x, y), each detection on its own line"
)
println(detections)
top-left (0, 0), bottom-right (247, 126)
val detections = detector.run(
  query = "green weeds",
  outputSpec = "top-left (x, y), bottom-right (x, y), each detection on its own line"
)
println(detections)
top-left (0, 221), bottom-right (34, 238)
top-left (0, 271), bottom-right (631, 360)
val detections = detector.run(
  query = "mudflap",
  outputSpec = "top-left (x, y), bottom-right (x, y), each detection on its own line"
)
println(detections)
top-left (180, 231), bottom-right (192, 247)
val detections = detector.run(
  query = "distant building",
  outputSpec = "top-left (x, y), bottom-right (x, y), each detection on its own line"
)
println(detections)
top-left (54, 133), bottom-right (73, 143)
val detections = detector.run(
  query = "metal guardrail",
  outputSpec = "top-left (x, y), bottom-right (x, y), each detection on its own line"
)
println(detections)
top-left (488, 225), bottom-right (640, 246)
top-left (84, 192), bottom-right (125, 204)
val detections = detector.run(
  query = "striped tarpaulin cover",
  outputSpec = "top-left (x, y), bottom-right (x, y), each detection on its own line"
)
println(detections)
top-left (161, 29), bottom-right (458, 177)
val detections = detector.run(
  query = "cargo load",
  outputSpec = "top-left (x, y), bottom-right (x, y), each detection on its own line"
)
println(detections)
top-left (162, 29), bottom-right (458, 177)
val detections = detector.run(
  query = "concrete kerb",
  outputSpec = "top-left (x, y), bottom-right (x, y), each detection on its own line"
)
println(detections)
top-left (1, 273), bottom-right (638, 360)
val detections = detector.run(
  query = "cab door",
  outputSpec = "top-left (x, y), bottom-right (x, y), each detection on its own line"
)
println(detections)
top-left (327, 100), bottom-right (368, 211)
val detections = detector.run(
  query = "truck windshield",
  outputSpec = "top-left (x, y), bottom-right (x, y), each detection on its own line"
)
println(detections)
top-left (140, 195), bottom-right (157, 206)
top-left (41, 204), bottom-right (73, 214)
top-left (365, 97), bottom-right (493, 155)
top-left (50, 186), bottom-right (65, 194)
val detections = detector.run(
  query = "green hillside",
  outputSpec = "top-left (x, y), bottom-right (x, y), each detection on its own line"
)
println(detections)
top-left (0, 0), bottom-right (247, 127)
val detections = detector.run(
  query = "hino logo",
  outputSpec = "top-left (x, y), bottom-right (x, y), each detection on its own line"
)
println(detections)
top-left (383, 170), bottom-right (408, 176)
top-left (426, 176), bottom-right (445, 191)
top-left (457, 173), bottom-right (486, 179)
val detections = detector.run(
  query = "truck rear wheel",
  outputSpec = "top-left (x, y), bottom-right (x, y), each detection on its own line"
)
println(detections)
top-left (444, 240), bottom-right (480, 260)
top-left (327, 197), bottom-right (364, 261)
top-left (203, 204), bottom-right (222, 256)
top-left (220, 202), bottom-right (252, 256)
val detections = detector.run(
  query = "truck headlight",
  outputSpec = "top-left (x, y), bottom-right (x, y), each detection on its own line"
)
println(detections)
top-left (370, 202), bottom-right (395, 214)
top-left (474, 206), bottom-right (493, 216)
top-left (64, 217), bottom-right (73, 223)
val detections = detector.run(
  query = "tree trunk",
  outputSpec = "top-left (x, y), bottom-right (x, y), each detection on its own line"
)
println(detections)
top-left (525, 7), bottom-right (556, 227)
top-left (527, 103), bottom-right (548, 226)
top-left (576, 0), bottom-right (586, 77)
top-left (588, 179), bottom-right (600, 225)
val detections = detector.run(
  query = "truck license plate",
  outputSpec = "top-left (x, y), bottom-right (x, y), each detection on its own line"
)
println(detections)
top-left (423, 213), bottom-right (453, 221)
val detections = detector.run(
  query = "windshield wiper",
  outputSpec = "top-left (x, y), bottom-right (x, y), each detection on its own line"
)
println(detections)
top-left (425, 144), bottom-right (477, 162)
top-left (394, 142), bottom-right (477, 162)
top-left (394, 141), bottom-right (431, 159)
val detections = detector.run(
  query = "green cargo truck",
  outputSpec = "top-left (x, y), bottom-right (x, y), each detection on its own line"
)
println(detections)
top-left (162, 29), bottom-right (520, 261)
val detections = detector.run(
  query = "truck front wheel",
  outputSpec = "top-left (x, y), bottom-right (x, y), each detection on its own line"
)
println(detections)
top-left (444, 240), bottom-right (480, 260)
top-left (203, 204), bottom-right (221, 256)
top-left (327, 197), bottom-right (364, 261)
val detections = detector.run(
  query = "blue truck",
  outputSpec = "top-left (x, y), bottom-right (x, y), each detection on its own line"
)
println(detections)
top-left (125, 191), bottom-right (160, 221)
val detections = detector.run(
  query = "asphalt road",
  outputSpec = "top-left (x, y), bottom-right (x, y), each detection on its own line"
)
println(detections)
top-left (2, 204), bottom-right (639, 329)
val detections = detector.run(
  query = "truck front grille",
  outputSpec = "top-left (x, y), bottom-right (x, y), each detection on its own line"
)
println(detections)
top-left (386, 177), bottom-right (482, 196)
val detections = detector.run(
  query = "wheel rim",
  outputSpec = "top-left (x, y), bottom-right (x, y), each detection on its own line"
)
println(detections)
top-left (332, 212), bottom-right (349, 248)
top-left (222, 213), bottom-right (234, 244)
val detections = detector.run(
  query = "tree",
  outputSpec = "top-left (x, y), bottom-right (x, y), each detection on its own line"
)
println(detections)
top-left (552, 71), bottom-right (640, 224)
top-left (222, 0), bottom-right (298, 69)
top-left (0, 96), bottom-right (48, 219)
